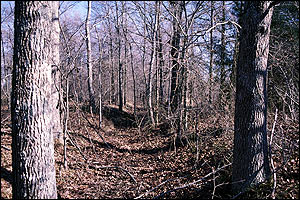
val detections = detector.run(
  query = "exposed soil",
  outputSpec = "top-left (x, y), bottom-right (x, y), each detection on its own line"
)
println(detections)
top-left (1, 103), bottom-right (299, 199)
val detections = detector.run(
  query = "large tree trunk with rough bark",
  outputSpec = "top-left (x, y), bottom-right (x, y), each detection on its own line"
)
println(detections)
top-left (232, 1), bottom-right (274, 194)
top-left (11, 1), bottom-right (58, 198)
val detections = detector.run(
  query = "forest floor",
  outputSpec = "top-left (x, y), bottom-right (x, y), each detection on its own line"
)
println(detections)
top-left (1, 102), bottom-right (299, 199)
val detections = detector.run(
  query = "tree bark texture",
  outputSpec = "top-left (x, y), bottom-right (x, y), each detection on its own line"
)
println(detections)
top-left (11, 1), bottom-right (58, 198)
top-left (232, 1), bottom-right (274, 193)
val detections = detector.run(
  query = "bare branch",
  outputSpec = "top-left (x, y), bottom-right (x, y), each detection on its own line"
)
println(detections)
top-left (153, 163), bottom-right (232, 199)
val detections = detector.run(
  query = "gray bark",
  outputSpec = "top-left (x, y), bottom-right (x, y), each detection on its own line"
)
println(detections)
top-left (122, 2), bottom-right (128, 107)
top-left (86, 1), bottom-right (96, 113)
top-left (209, 1), bottom-right (214, 104)
top-left (129, 43), bottom-right (137, 117)
top-left (219, 1), bottom-right (226, 111)
top-left (115, 1), bottom-right (123, 112)
top-left (51, 1), bottom-right (63, 144)
top-left (232, 1), bottom-right (274, 193)
top-left (11, 1), bottom-right (57, 198)
top-left (95, 27), bottom-right (103, 128)
top-left (158, 32), bottom-right (164, 106)
top-left (148, 1), bottom-right (159, 126)
top-left (108, 16), bottom-right (115, 105)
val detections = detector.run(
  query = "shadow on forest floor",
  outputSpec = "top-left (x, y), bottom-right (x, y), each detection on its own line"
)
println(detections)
top-left (102, 106), bottom-right (136, 129)
top-left (80, 104), bottom-right (136, 129)
top-left (70, 131), bottom-right (173, 155)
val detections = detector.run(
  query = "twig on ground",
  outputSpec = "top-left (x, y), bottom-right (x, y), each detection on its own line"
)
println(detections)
top-left (134, 176), bottom-right (188, 199)
top-left (84, 125), bottom-right (96, 154)
top-left (66, 131), bottom-right (88, 161)
top-left (73, 102), bottom-right (111, 148)
top-left (153, 163), bottom-right (232, 199)
top-left (88, 163), bottom-right (137, 184)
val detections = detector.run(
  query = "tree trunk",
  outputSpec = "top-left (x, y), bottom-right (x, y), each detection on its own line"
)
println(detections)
top-left (86, 1), bottom-right (95, 113)
top-left (230, 36), bottom-right (239, 110)
top-left (157, 1), bottom-right (164, 120)
top-left (232, 1), bottom-right (274, 193)
top-left (158, 33), bottom-right (164, 106)
top-left (209, 1), bottom-right (214, 105)
top-left (219, 1), bottom-right (226, 111)
top-left (63, 77), bottom-right (69, 169)
top-left (141, 1), bottom-right (147, 110)
top-left (122, 2), bottom-right (128, 107)
top-left (170, 1), bottom-right (183, 114)
top-left (108, 20), bottom-right (115, 105)
top-left (180, 35), bottom-right (188, 134)
top-left (11, 1), bottom-right (57, 198)
top-left (95, 27), bottom-right (103, 128)
top-left (115, 1), bottom-right (123, 112)
top-left (148, 46), bottom-right (156, 126)
top-left (148, 1), bottom-right (160, 126)
top-left (51, 1), bottom-right (63, 144)
top-left (129, 43), bottom-right (137, 117)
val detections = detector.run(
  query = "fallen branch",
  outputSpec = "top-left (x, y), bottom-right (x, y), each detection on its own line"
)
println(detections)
top-left (153, 163), bottom-right (232, 199)
top-left (88, 163), bottom-right (137, 184)
top-left (66, 131), bottom-right (88, 161)
top-left (134, 176), bottom-right (188, 199)
top-left (84, 125), bottom-right (96, 154)
top-left (72, 102), bottom-right (111, 148)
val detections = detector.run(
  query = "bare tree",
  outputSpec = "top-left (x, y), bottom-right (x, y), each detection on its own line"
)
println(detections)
top-left (95, 27), bottom-right (103, 128)
top-left (147, 1), bottom-right (160, 126)
top-left (11, 1), bottom-right (58, 198)
top-left (219, 1), bottom-right (226, 111)
top-left (51, 1), bottom-right (63, 144)
top-left (209, 1), bottom-right (214, 104)
top-left (169, 1), bottom-right (183, 115)
top-left (107, 9), bottom-right (116, 105)
top-left (121, 1), bottom-right (128, 107)
top-left (115, 1), bottom-right (123, 112)
top-left (129, 42), bottom-right (137, 117)
top-left (86, 1), bottom-right (96, 113)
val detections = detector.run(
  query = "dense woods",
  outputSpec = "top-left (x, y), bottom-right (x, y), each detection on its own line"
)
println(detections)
top-left (1, 1), bottom-right (299, 199)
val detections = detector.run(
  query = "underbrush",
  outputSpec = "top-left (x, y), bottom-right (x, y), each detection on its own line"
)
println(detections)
top-left (1, 103), bottom-right (298, 199)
